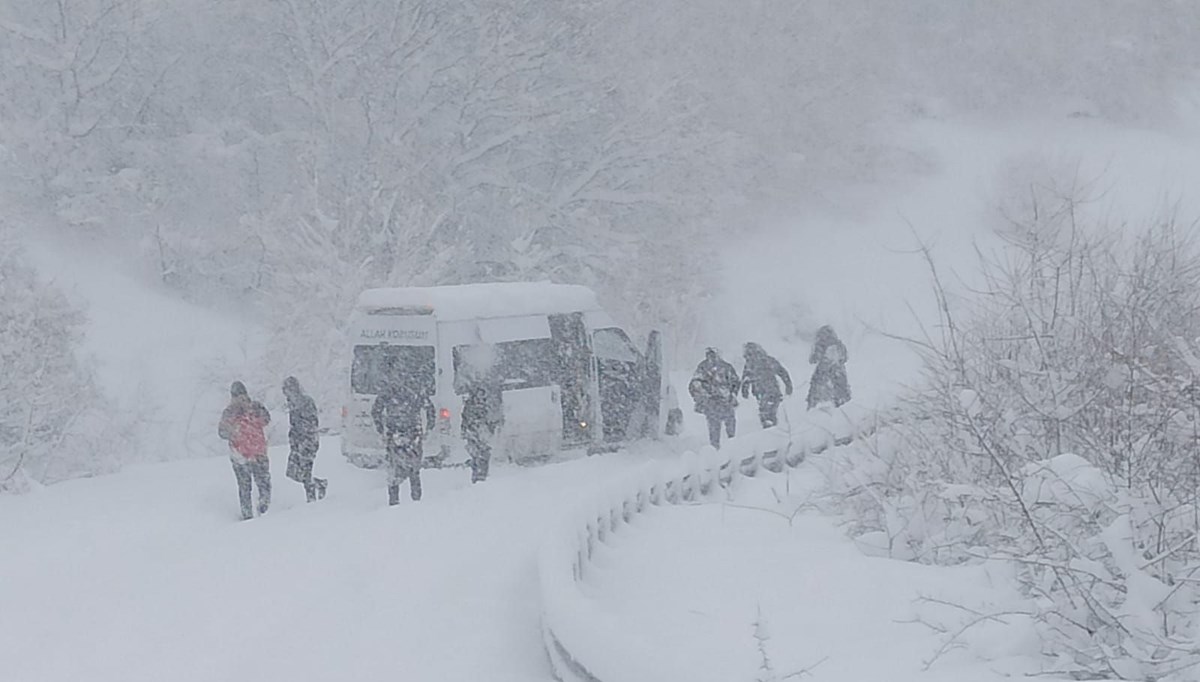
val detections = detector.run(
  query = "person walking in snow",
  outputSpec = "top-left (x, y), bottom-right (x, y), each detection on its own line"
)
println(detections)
top-left (806, 325), bottom-right (851, 410)
top-left (460, 370), bottom-right (504, 484)
top-left (283, 376), bottom-right (326, 502)
top-left (740, 342), bottom-right (793, 428)
top-left (372, 362), bottom-right (433, 505)
top-left (688, 347), bottom-right (740, 449)
top-left (218, 381), bottom-right (272, 520)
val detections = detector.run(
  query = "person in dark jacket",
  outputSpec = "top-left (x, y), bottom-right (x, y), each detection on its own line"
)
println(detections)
top-left (460, 371), bottom-right (504, 484)
top-left (688, 348), bottom-right (740, 449)
top-left (806, 325), bottom-right (851, 410)
top-left (741, 342), bottom-right (793, 428)
top-left (218, 381), bottom-right (272, 520)
top-left (283, 376), bottom-right (326, 502)
top-left (372, 367), bottom-right (433, 505)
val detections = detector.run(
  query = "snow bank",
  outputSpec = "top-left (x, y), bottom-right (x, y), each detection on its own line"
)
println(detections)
top-left (1020, 453), bottom-right (1113, 513)
top-left (585, 497), bottom-right (1057, 682)
top-left (537, 402), bottom-right (872, 682)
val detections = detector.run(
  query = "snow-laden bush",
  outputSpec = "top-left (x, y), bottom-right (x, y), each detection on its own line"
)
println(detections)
top-left (0, 232), bottom-right (126, 491)
top-left (818, 189), bottom-right (1200, 679)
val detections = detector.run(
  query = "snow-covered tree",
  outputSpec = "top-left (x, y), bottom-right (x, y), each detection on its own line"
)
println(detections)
top-left (5, 0), bottom-right (1200, 457)
top-left (824, 181), bottom-right (1200, 678)
top-left (0, 230), bottom-right (120, 491)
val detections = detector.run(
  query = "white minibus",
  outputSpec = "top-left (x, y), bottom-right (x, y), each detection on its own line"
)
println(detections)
top-left (342, 282), bottom-right (678, 467)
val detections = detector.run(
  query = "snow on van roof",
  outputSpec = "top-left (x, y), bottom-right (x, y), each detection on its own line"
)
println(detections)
top-left (355, 281), bottom-right (602, 320)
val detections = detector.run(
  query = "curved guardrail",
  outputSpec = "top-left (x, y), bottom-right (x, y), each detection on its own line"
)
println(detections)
top-left (538, 406), bottom-right (869, 682)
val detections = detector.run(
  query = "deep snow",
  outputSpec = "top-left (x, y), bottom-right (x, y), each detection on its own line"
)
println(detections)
top-left (1, 411), bottom-right (1066, 682)
top-left (0, 439), bottom-right (666, 682)
top-left (581, 469), bottom-right (1067, 682)
top-left (357, 281), bottom-right (602, 321)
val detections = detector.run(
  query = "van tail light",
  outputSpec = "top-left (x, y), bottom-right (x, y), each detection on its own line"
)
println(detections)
top-left (439, 408), bottom-right (451, 420)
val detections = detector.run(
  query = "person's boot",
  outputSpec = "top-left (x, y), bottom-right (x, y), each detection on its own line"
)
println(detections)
top-left (409, 474), bottom-right (422, 502)
top-left (388, 484), bottom-right (400, 506)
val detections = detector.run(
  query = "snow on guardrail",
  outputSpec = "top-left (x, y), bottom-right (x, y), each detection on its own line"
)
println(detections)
top-left (538, 403), bottom-right (877, 682)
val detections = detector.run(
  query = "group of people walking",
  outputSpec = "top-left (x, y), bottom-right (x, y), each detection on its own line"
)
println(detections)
top-left (217, 362), bottom-right (503, 518)
top-left (217, 377), bottom-right (326, 521)
top-left (369, 356), bottom-right (504, 506)
top-left (687, 326), bottom-right (850, 449)
top-left (216, 327), bottom-right (848, 517)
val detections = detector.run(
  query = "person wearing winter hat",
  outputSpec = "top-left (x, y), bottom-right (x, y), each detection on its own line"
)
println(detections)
top-left (283, 376), bottom-right (326, 502)
top-left (687, 348), bottom-right (740, 449)
top-left (806, 326), bottom-right (851, 410)
top-left (740, 342), bottom-right (793, 428)
top-left (218, 381), bottom-right (272, 520)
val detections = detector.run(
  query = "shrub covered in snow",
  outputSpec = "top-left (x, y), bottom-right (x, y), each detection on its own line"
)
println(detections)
top-left (0, 232), bottom-right (125, 490)
top-left (817, 190), bottom-right (1200, 680)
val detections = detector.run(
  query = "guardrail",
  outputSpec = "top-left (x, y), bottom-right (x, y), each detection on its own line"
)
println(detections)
top-left (538, 405), bottom-right (870, 682)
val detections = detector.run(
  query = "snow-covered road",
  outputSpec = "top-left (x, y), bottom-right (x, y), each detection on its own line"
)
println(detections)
top-left (0, 440), bottom-right (662, 682)
top-left (2, 421), bottom-right (1074, 682)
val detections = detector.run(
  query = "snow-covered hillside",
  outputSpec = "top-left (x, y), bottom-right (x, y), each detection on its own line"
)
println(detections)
top-left (711, 116), bottom-right (1200, 409)
top-left (21, 236), bottom-right (264, 464)
top-left (5, 1), bottom-right (1200, 679)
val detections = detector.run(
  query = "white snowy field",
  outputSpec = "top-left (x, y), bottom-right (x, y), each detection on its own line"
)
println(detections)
top-left (0, 439), bottom-right (667, 682)
top-left (580, 466), bottom-right (1069, 682)
top-left (10, 114), bottom-right (1200, 682)
top-left (1, 420), bottom-right (1070, 682)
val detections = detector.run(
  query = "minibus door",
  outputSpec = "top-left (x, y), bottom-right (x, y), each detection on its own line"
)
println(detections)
top-left (549, 312), bottom-right (594, 447)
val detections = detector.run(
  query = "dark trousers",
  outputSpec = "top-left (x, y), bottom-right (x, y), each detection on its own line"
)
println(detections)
top-left (705, 413), bottom-right (736, 449)
top-left (287, 446), bottom-right (326, 502)
top-left (386, 435), bottom-right (422, 504)
top-left (464, 427), bottom-right (493, 483)
top-left (232, 456), bottom-right (271, 519)
top-left (757, 397), bottom-right (781, 428)
top-left (807, 363), bottom-right (850, 410)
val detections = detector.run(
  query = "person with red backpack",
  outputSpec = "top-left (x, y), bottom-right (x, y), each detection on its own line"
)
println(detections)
top-left (218, 381), bottom-right (272, 520)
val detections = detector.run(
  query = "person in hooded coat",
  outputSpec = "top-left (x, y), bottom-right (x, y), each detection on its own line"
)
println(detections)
top-left (372, 362), bottom-right (433, 505)
top-left (740, 342), bottom-right (793, 428)
top-left (806, 325), bottom-right (851, 409)
top-left (688, 347), bottom-right (740, 449)
top-left (460, 370), bottom-right (504, 484)
top-left (283, 376), bottom-right (326, 502)
top-left (218, 381), bottom-right (272, 520)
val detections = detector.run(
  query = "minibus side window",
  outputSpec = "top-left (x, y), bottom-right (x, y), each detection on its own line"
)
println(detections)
top-left (592, 327), bottom-right (640, 362)
top-left (453, 338), bottom-right (558, 392)
top-left (352, 344), bottom-right (435, 395)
